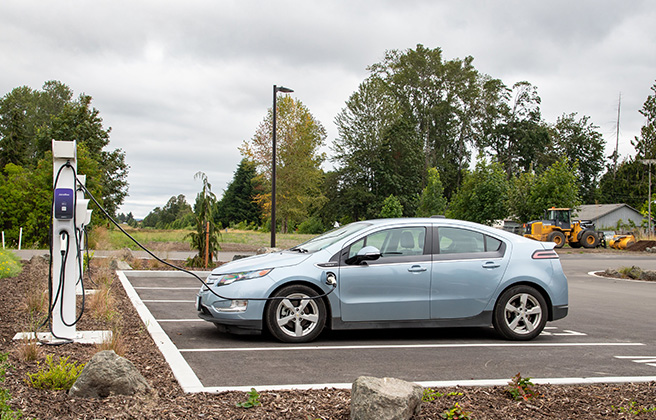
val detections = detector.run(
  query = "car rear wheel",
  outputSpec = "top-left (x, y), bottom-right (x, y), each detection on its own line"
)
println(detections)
top-left (265, 284), bottom-right (326, 343)
top-left (493, 285), bottom-right (547, 340)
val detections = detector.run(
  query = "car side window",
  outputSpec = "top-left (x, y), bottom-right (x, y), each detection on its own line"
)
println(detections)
top-left (346, 227), bottom-right (427, 262)
top-left (439, 227), bottom-right (484, 254)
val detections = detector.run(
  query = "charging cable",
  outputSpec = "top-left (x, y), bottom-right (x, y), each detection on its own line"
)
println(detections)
top-left (74, 175), bottom-right (337, 302)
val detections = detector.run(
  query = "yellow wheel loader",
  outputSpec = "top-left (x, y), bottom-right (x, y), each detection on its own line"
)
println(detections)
top-left (523, 208), bottom-right (600, 249)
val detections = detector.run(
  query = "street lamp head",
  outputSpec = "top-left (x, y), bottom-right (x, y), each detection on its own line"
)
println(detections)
top-left (275, 85), bottom-right (294, 93)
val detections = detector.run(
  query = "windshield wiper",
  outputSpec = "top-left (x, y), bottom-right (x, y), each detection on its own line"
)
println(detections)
top-left (290, 247), bottom-right (309, 253)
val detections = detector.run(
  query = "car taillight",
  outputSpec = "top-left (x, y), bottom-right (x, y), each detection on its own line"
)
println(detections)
top-left (532, 249), bottom-right (559, 259)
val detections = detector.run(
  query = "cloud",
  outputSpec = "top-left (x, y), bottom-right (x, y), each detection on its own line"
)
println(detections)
top-left (1, 0), bottom-right (654, 218)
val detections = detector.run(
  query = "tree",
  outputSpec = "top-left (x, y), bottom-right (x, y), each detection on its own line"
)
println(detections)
top-left (0, 81), bottom-right (128, 220)
top-left (526, 158), bottom-right (582, 221)
top-left (186, 172), bottom-right (221, 268)
top-left (379, 194), bottom-right (403, 218)
top-left (240, 96), bottom-right (326, 233)
top-left (447, 160), bottom-right (509, 225)
top-left (215, 159), bottom-right (261, 228)
top-left (369, 44), bottom-right (485, 198)
top-left (598, 158), bottom-right (646, 209)
top-left (477, 81), bottom-right (551, 178)
top-left (632, 81), bottom-right (656, 159)
top-left (416, 167), bottom-right (447, 217)
top-left (551, 113), bottom-right (605, 203)
top-left (506, 171), bottom-right (537, 223)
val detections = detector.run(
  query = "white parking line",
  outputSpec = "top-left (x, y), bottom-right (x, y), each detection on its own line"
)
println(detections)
top-left (141, 300), bottom-right (195, 303)
top-left (179, 342), bottom-right (644, 353)
top-left (134, 287), bottom-right (200, 290)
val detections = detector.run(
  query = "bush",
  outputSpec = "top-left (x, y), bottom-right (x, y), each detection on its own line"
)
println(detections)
top-left (297, 217), bottom-right (325, 234)
top-left (26, 355), bottom-right (85, 391)
top-left (0, 250), bottom-right (22, 279)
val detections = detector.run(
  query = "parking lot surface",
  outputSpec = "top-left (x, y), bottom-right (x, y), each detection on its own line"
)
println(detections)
top-left (118, 253), bottom-right (656, 392)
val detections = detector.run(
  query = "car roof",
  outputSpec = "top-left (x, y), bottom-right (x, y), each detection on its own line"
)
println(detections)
top-left (358, 218), bottom-right (526, 242)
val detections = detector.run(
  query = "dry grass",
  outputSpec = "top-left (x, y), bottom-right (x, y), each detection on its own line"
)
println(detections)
top-left (95, 325), bottom-right (127, 357)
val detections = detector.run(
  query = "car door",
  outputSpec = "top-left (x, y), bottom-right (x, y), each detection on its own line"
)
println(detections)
top-left (430, 226), bottom-right (509, 319)
top-left (338, 226), bottom-right (432, 322)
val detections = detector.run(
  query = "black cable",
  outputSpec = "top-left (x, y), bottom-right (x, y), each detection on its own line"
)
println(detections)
top-left (75, 176), bottom-right (336, 302)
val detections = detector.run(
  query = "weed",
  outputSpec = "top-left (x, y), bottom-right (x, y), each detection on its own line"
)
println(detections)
top-left (423, 388), bottom-right (463, 402)
top-left (0, 352), bottom-right (23, 419)
top-left (618, 265), bottom-right (642, 279)
top-left (87, 281), bottom-right (119, 323)
top-left (612, 401), bottom-right (656, 415)
top-left (236, 388), bottom-right (261, 408)
top-left (0, 250), bottom-right (22, 279)
top-left (26, 355), bottom-right (85, 391)
top-left (95, 326), bottom-right (127, 357)
top-left (441, 402), bottom-right (472, 420)
top-left (506, 373), bottom-right (539, 401)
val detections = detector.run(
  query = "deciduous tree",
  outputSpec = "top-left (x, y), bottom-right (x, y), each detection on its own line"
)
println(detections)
top-left (240, 96), bottom-right (326, 233)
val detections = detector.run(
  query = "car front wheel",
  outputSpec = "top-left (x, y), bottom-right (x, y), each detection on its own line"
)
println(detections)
top-left (265, 284), bottom-right (326, 343)
top-left (493, 285), bottom-right (547, 340)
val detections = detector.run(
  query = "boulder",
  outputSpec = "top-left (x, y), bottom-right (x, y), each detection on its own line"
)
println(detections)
top-left (350, 376), bottom-right (422, 420)
top-left (69, 350), bottom-right (152, 399)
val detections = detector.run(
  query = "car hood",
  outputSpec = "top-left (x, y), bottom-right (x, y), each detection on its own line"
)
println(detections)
top-left (211, 251), bottom-right (313, 274)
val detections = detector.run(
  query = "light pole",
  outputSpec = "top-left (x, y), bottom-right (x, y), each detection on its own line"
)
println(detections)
top-left (641, 159), bottom-right (656, 236)
top-left (271, 84), bottom-right (293, 248)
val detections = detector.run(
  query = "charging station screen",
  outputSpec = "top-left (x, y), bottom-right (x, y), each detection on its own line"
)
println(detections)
top-left (54, 188), bottom-right (75, 219)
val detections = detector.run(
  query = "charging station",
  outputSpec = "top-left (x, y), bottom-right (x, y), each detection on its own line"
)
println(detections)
top-left (14, 140), bottom-right (109, 344)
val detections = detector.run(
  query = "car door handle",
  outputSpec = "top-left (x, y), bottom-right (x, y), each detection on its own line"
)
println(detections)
top-left (408, 265), bottom-right (427, 273)
top-left (482, 262), bottom-right (500, 269)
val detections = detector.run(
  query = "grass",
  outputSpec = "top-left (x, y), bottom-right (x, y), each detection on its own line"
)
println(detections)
top-left (0, 249), bottom-right (22, 278)
top-left (89, 226), bottom-right (316, 251)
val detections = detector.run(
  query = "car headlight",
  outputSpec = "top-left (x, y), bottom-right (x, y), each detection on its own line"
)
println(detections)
top-left (206, 269), bottom-right (273, 286)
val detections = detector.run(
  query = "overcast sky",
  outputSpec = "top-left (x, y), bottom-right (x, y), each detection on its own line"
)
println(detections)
top-left (2, 1), bottom-right (655, 218)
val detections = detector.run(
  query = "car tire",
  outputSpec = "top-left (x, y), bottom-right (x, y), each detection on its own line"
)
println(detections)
top-left (265, 284), bottom-right (326, 343)
top-left (493, 285), bottom-right (548, 341)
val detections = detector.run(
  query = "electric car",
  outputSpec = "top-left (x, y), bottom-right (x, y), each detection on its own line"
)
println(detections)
top-left (196, 218), bottom-right (568, 343)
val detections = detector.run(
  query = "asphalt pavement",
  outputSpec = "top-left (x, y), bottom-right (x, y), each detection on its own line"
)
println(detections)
top-left (115, 251), bottom-right (656, 392)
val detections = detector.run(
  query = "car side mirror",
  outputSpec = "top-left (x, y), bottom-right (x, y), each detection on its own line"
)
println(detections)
top-left (348, 246), bottom-right (381, 265)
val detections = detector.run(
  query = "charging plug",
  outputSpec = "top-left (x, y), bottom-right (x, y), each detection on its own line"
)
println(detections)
top-left (60, 232), bottom-right (68, 255)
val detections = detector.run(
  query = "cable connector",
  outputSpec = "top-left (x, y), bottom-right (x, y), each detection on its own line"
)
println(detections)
top-left (60, 232), bottom-right (68, 255)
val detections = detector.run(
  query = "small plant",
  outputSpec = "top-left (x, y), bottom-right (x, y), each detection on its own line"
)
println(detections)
top-left (236, 387), bottom-right (261, 408)
top-left (441, 402), bottom-right (473, 420)
top-left (0, 250), bottom-right (22, 279)
top-left (26, 355), bottom-right (85, 391)
top-left (96, 326), bottom-right (127, 357)
top-left (423, 388), bottom-right (463, 401)
top-left (613, 401), bottom-right (656, 415)
top-left (506, 373), bottom-right (539, 401)
top-left (1, 352), bottom-right (24, 419)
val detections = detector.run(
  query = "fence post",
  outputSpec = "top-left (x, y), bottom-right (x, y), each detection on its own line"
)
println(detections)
top-left (18, 227), bottom-right (22, 250)
top-left (1, 231), bottom-right (4, 249)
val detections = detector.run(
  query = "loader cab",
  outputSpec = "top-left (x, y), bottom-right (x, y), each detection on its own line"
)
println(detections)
top-left (545, 208), bottom-right (572, 231)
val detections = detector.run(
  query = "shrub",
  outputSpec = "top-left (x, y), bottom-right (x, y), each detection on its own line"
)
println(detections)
top-left (506, 373), bottom-right (539, 401)
top-left (26, 355), bottom-right (85, 390)
top-left (0, 250), bottom-right (22, 279)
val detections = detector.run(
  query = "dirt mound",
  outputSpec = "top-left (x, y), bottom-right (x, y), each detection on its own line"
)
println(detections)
top-left (626, 240), bottom-right (656, 252)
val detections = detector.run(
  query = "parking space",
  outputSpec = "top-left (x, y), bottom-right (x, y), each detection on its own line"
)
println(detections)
top-left (118, 257), bottom-right (656, 392)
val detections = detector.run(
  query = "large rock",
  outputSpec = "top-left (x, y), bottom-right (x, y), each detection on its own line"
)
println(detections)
top-left (69, 350), bottom-right (152, 398)
top-left (350, 376), bottom-right (422, 420)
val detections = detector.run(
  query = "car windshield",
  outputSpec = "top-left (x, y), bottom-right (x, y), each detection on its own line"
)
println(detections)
top-left (290, 222), bottom-right (371, 253)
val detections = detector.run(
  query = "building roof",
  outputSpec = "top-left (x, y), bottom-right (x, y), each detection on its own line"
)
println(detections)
top-left (573, 203), bottom-right (643, 221)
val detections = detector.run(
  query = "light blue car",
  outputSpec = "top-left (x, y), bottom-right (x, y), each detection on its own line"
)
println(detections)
top-left (197, 218), bottom-right (568, 343)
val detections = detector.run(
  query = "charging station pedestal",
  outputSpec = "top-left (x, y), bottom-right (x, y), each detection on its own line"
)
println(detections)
top-left (14, 140), bottom-right (109, 345)
top-left (51, 140), bottom-right (79, 339)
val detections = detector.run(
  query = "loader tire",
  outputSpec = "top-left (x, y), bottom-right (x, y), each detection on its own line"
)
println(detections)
top-left (547, 231), bottom-right (566, 248)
